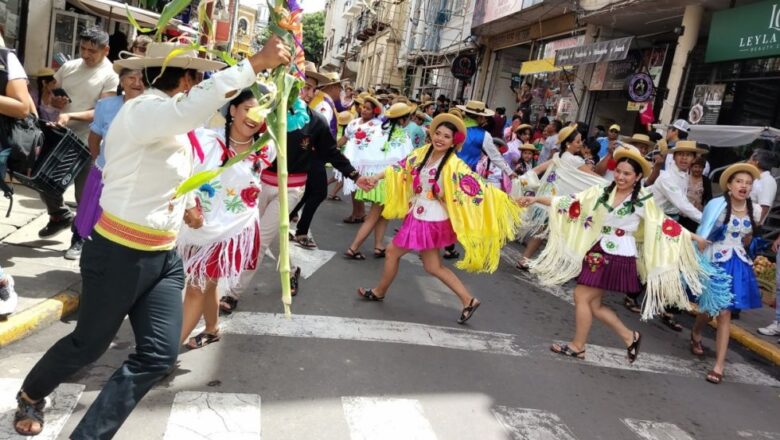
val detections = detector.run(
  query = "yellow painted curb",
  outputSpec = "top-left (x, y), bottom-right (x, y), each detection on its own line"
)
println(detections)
top-left (0, 291), bottom-right (80, 348)
top-left (721, 322), bottom-right (780, 366)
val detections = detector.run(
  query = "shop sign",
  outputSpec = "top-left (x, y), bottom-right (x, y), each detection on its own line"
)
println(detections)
top-left (554, 37), bottom-right (633, 67)
top-left (473, 0), bottom-right (527, 27)
top-left (706, 0), bottom-right (780, 63)
top-left (543, 36), bottom-right (586, 60)
top-left (627, 73), bottom-right (654, 102)
top-left (451, 54), bottom-right (478, 80)
top-left (589, 50), bottom-right (641, 91)
top-left (689, 84), bottom-right (726, 125)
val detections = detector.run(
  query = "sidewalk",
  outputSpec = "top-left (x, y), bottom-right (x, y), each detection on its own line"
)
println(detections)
top-left (0, 184), bottom-right (81, 347)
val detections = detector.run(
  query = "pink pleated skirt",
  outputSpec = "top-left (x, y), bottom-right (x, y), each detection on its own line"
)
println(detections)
top-left (576, 243), bottom-right (641, 293)
top-left (392, 215), bottom-right (457, 251)
top-left (74, 165), bottom-right (103, 238)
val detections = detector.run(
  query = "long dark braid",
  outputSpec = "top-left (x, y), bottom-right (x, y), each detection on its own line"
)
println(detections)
top-left (382, 117), bottom-right (402, 152)
top-left (598, 181), bottom-right (617, 206)
top-left (558, 130), bottom-right (578, 158)
top-left (746, 198), bottom-right (760, 237)
top-left (434, 147), bottom-right (455, 184)
top-left (723, 193), bottom-right (733, 228)
top-left (629, 180), bottom-right (642, 213)
top-left (416, 145), bottom-right (435, 176)
top-left (599, 157), bottom-right (644, 212)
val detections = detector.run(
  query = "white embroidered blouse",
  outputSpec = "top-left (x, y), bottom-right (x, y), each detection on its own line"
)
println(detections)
top-left (409, 157), bottom-right (449, 222)
top-left (598, 197), bottom-right (647, 257)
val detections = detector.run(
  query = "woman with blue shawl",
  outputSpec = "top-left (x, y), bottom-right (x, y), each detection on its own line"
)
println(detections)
top-left (692, 163), bottom-right (762, 384)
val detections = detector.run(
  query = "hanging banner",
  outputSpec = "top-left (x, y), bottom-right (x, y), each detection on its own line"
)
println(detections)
top-left (554, 36), bottom-right (633, 67)
top-left (689, 84), bottom-right (726, 125)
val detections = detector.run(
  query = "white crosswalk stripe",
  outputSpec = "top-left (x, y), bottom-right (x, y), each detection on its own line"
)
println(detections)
top-left (163, 391), bottom-right (262, 440)
top-left (738, 431), bottom-right (780, 439)
top-left (341, 396), bottom-right (437, 440)
top-left (0, 378), bottom-right (83, 440)
top-left (492, 406), bottom-right (578, 440)
top-left (622, 419), bottom-right (696, 440)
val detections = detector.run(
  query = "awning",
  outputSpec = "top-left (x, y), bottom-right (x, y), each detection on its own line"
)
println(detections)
top-left (67, 0), bottom-right (181, 28)
top-left (519, 58), bottom-right (564, 75)
top-left (686, 125), bottom-right (780, 147)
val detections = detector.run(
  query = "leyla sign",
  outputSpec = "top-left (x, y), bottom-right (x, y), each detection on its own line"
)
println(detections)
top-left (706, 0), bottom-right (780, 63)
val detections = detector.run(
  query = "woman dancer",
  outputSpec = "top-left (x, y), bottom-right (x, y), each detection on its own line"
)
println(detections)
top-left (344, 102), bottom-right (414, 259)
top-left (519, 147), bottom-right (721, 362)
top-left (357, 114), bottom-right (522, 323)
top-left (339, 96), bottom-right (384, 223)
top-left (326, 111), bottom-right (355, 201)
top-left (74, 68), bottom-right (145, 238)
top-left (691, 163), bottom-right (762, 384)
top-left (178, 90), bottom-right (274, 349)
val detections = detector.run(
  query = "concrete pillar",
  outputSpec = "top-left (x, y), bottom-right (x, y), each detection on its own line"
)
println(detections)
top-left (574, 23), bottom-right (599, 122)
top-left (658, 4), bottom-right (703, 125)
top-left (24, 0), bottom-right (54, 71)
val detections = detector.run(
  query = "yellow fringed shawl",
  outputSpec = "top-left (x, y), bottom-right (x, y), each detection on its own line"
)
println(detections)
top-left (383, 146), bottom-right (523, 273)
top-left (529, 185), bottom-right (706, 320)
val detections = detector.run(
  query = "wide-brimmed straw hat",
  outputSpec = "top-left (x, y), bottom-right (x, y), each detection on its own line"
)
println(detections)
top-left (558, 124), bottom-right (579, 144)
top-left (317, 70), bottom-right (346, 88)
top-left (360, 95), bottom-right (383, 115)
top-left (30, 67), bottom-right (56, 77)
top-left (667, 140), bottom-right (707, 155)
top-left (448, 108), bottom-right (464, 119)
top-left (614, 146), bottom-right (652, 178)
top-left (719, 163), bottom-right (760, 191)
top-left (304, 61), bottom-right (329, 85)
top-left (421, 100), bottom-right (436, 109)
top-left (519, 143), bottom-right (537, 152)
top-left (514, 123), bottom-right (532, 134)
top-left (623, 133), bottom-right (654, 148)
top-left (457, 100), bottom-right (495, 117)
top-left (113, 42), bottom-right (225, 74)
top-left (337, 111), bottom-right (354, 126)
top-left (385, 102), bottom-right (415, 119)
top-left (429, 113), bottom-right (467, 149)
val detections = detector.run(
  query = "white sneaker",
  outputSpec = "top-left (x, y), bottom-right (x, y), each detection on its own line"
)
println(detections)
top-left (0, 275), bottom-right (17, 316)
top-left (757, 320), bottom-right (780, 336)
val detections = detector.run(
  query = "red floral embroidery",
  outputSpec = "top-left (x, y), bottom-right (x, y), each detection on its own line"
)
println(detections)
top-left (416, 206), bottom-right (425, 215)
top-left (568, 200), bottom-right (581, 219)
top-left (615, 228), bottom-right (625, 237)
top-left (662, 219), bottom-right (682, 237)
top-left (240, 186), bottom-right (261, 208)
top-left (355, 129), bottom-right (367, 140)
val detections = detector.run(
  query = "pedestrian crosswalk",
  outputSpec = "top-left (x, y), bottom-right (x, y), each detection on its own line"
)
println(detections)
top-left (1, 383), bottom-right (775, 440)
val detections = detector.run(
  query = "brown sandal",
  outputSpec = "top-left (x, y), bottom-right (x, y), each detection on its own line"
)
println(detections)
top-left (690, 336), bottom-right (705, 356)
top-left (706, 370), bottom-right (724, 384)
top-left (186, 330), bottom-right (221, 350)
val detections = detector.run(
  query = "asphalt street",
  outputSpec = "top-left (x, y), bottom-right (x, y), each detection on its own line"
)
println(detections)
top-left (0, 197), bottom-right (778, 440)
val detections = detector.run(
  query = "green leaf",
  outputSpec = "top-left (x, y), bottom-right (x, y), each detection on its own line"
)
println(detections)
top-left (156, 0), bottom-right (193, 35)
top-left (125, 4), bottom-right (154, 34)
top-left (197, 1), bottom-right (214, 39)
top-left (174, 168), bottom-right (224, 199)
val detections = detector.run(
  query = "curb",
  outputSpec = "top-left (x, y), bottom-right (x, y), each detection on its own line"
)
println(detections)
top-left (0, 290), bottom-right (80, 348)
top-left (719, 321), bottom-right (780, 366)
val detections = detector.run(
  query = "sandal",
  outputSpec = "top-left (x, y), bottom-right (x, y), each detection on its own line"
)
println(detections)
top-left (457, 298), bottom-right (481, 324)
top-left (293, 235), bottom-right (318, 249)
top-left (690, 335), bottom-right (705, 356)
top-left (14, 392), bottom-right (45, 436)
top-left (219, 296), bottom-right (238, 314)
top-left (343, 216), bottom-right (365, 224)
top-left (373, 248), bottom-right (386, 258)
top-left (290, 214), bottom-right (299, 223)
top-left (357, 287), bottom-right (384, 301)
top-left (627, 331), bottom-right (642, 364)
top-left (327, 194), bottom-right (342, 201)
top-left (290, 267), bottom-right (301, 297)
top-left (661, 314), bottom-right (683, 332)
top-left (706, 370), bottom-right (724, 384)
top-left (186, 330), bottom-right (221, 349)
top-left (344, 248), bottom-right (366, 260)
top-left (443, 249), bottom-right (460, 259)
top-left (550, 343), bottom-right (586, 359)
top-left (623, 296), bottom-right (642, 314)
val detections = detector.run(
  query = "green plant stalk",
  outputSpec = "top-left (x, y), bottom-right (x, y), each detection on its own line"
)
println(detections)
top-left (274, 68), bottom-right (292, 317)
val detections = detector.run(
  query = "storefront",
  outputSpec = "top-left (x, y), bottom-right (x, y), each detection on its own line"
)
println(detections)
top-left (0, 0), bottom-right (28, 52)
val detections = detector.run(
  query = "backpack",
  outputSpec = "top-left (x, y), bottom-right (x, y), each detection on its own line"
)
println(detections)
top-left (0, 48), bottom-right (45, 217)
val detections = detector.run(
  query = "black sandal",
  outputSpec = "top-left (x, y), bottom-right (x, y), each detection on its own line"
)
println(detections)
top-left (443, 249), bottom-right (460, 259)
top-left (457, 298), bottom-right (481, 324)
top-left (550, 343), bottom-right (586, 359)
top-left (357, 288), bottom-right (384, 301)
top-left (14, 392), bottom-right (45, 436)
top-left (627, 331), bottom-right (642, 364)
top-left (293, 235), bottom-right (318, 249)
top-left (290, 267), bottom-right (301, 297)
top-left (186, 330), bottom-right (221, 349)
top-left (343, 216), bottom-right (365, 224)
top-left (661, 314), bottom-right (683, 332)
top-left (327, 194), bottom-right (342, 201)
top-left (219, 296), bottom-right (238, 314)
top-left (374, 248), bottom-right (386, 258)
top-left (344, 248), bottom-right (366, 260)
top-left (623, 296), bottom-right (642, 314)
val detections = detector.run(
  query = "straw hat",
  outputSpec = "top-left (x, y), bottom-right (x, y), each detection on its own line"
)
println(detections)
top-left (304, 61), bottom-right (329, 85)
top-left (377, 94), bottom-right (390, 101)
top-left (558, 124), bottom-right (579, 144)
top-left (317, 70), bottom-right (346, 88)
top-left (609, 123), bottom-right (621, 133)
top-left (337, 111), bottom-right (354, 126)
top-left (514, 123), bottom-right (532, 134)
top-left (519, 143), bottom-right (537, 152)
top-left (414, 110), bottom-right (426, 120)
top-left (623, 133), bottom-right (654, 149)
top-left (421, 100), bottom-right (435, 110)
top-left (614, 146), bottom-right (652, 177)
top-left (429, 113), bottom-right (467, 149)
top-left (385, 102), bottom-right (415, 119)
top-left (113, 42), bottom-right (225, 74)
top-left (457, 100), bottom-right (495, 117)
top-left (361, 95), bottom-right (383, 115)
top-left (30, 67), bottom-right (56, 77)
top-left (667, 140), bottom-right (707, 155)
top-left (719, 163), bottom-right (760, 191)
top-left (657, 139), bottom-right (669, 155)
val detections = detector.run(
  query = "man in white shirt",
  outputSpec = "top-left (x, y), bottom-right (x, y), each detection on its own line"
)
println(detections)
top-left (748, 149), bottom-right (778, 225)
top-left (650, 140), bottom-right (704, 223)
top-left (37, 27), bottom-right (120, 261)
top-left (12, 38), bottom-right (291, 438)
top-left (663, 119), bottom-right (711, 176)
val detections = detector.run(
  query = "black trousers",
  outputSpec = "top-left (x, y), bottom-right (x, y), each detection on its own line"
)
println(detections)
top-left (292, 159), bottom-right (328, 236)
top-left (22, 233), bottom-right (184, 439)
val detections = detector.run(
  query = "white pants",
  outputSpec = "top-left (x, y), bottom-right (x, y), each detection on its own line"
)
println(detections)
top-left (226, 184), bottom-right (305, 299)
